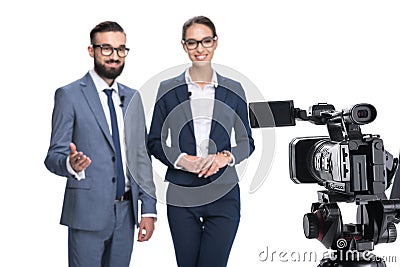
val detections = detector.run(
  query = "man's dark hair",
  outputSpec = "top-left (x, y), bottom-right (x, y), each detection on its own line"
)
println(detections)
top-left (90, 21), bottom-right (125, 44)
top-left (182, 16), bottom-right (217, 41)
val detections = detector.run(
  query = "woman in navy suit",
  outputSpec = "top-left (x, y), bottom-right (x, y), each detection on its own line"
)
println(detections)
top-left (148, 16), bottom-right (255, 267)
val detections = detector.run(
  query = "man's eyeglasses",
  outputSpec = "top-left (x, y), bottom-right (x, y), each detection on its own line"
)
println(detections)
top-left (92, 44), bottom-right (130, 58)
top-left (183, 37), bottom-right (216, 50)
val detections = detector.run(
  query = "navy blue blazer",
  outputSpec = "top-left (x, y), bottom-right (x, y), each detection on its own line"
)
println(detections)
top-left (148, 72), bottom-right (255, 187)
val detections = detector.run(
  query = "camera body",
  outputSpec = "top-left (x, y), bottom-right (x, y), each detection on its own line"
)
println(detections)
top-left (288, 103), bottom-right (394, 199)
top-left (249, 101), bottom-right (396, 199)
top-left (290, 135), bottom-right (386, 196)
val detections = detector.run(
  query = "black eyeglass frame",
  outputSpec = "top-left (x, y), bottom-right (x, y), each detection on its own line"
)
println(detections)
top-left (182, 36), bottom-right (217, 50)
top-left (92, 44), bottom-right (130, 58)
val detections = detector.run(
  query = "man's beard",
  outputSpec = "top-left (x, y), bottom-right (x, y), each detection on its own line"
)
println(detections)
top-left (94, 58), bottom-right (125, 80)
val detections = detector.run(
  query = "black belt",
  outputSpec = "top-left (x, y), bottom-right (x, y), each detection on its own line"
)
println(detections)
top-left (115, 190), bottom-right (132, 201)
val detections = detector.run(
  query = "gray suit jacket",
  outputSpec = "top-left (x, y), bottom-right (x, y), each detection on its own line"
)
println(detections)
top-left (45, 72), bottom-right (156, 231)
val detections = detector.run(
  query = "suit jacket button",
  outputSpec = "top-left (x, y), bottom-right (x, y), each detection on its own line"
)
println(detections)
top-left (112, 177), bottom-right (116, 183)
top-left (112, 156), bottom-right (116, 162)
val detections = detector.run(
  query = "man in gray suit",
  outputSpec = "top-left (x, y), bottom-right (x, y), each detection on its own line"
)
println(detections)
top-left (45, 21), bottom-right (157, 267)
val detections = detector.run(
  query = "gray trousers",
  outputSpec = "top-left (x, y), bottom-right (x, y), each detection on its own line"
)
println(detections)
top-left (68, 200), bottom-right (135, 267)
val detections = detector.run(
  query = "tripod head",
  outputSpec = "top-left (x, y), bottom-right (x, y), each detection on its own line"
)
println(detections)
top-left (304, 191), bottom-right (400, 251)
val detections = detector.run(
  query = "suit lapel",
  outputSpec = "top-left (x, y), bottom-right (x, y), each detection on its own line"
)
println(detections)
top-left (80, 73), bottom-right (115, 150)
top-left (210, 75), bottom-right (228, 135)
top-left (117, 84), bottom-right (130, 116)
top-left (173, 74), bottom-right (195, 135)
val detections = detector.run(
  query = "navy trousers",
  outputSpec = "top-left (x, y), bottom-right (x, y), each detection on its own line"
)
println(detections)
top-left (167, 184), bottom-right (240, 267)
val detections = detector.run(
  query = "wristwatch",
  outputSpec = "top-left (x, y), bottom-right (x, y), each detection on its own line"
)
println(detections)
top-left (220, 150), bottom-right (233, 164)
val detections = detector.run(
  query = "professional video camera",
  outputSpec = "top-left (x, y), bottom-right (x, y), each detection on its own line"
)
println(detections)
top-left (249, 101), bottom-right (400, 267)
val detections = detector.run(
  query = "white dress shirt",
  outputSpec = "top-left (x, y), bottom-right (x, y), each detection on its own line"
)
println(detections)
top-left (185, 69), bottom-right (218, 157)
top-left (174, 68), bottom-right (235, 168)
top-left (173, 68), bottom-right (218, 168)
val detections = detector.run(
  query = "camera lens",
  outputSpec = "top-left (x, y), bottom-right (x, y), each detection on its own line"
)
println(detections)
top-left (357, 109), bottom-right (369, 118)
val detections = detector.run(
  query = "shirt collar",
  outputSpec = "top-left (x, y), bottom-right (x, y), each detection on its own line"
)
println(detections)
top-left (89, 68), bottom-right (119, 94)
top-left (184, 67), bottom-right (218, 88)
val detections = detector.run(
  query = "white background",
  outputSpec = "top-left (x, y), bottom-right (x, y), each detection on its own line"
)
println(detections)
top-left (1, 0), bottom-right (400, 266)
